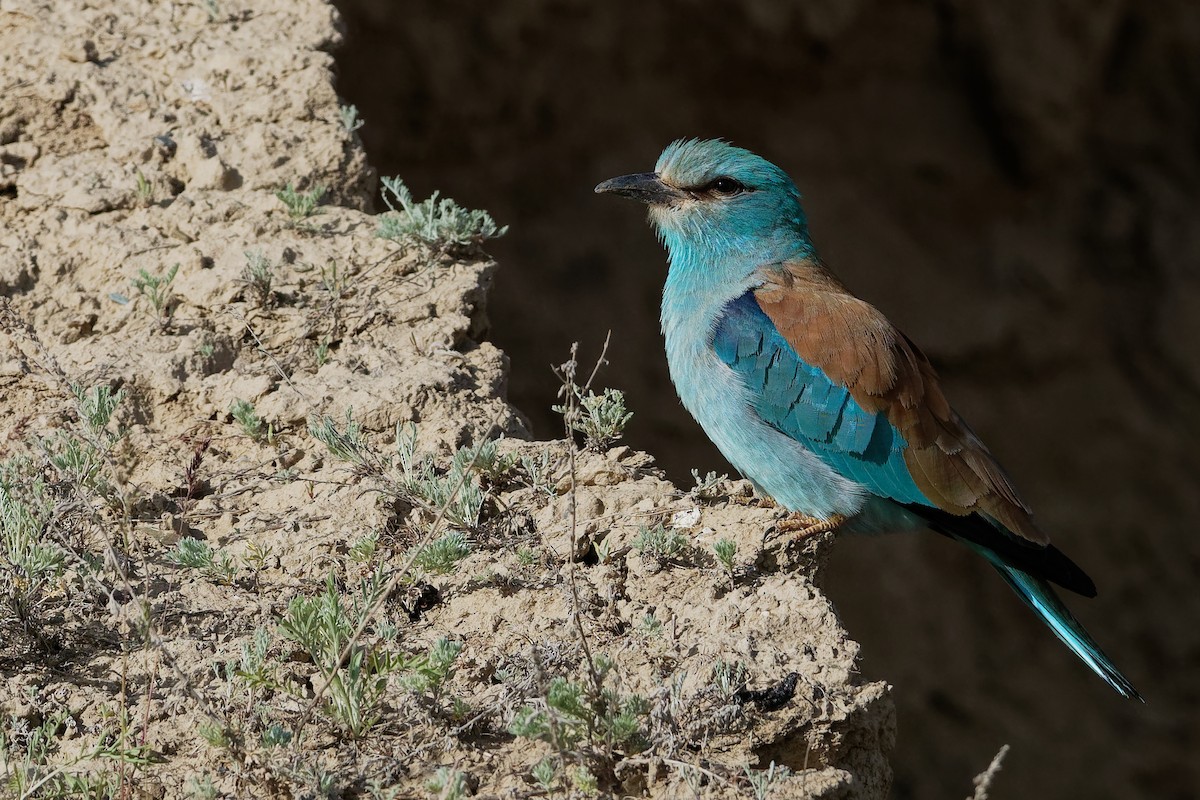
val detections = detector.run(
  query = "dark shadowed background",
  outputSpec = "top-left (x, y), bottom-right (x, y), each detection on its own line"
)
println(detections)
top-left (329, 2), bottom-right (1200, 797)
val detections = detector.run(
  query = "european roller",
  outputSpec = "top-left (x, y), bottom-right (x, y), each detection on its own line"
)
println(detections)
top-left (596, 138), bottom-right (1142, 700)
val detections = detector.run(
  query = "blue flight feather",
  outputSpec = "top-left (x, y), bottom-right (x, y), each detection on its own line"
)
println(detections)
top-left (713, 291), bottom-right (930, 507)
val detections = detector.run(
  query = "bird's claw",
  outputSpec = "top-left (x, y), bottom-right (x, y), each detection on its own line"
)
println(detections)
top-left (729, 494), bottom-right (777, 508)
top-left (771, 512), bottom-right (846, 539)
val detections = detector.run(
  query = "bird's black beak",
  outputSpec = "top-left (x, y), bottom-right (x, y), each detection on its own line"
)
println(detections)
top-left (594, 172), bottom-right (680, 205)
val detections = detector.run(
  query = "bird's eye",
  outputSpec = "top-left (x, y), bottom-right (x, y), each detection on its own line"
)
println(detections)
top-left (708, 177), bottom-right (746, 196)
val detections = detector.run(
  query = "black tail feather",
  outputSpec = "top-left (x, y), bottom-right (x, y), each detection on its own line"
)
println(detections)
top-left (901, 503), bottom-right (1097, 598)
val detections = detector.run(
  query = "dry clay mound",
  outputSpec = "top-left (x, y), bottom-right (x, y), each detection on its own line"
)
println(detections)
top-left (0, 0), bottom-right (893, 797)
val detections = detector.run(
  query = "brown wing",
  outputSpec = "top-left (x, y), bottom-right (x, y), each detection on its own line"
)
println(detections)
top-left (754, 259), bottom-right (1047, 545)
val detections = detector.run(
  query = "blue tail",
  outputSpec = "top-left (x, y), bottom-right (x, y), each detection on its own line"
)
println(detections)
top-left (977, 548), bottom-right (1144, 701)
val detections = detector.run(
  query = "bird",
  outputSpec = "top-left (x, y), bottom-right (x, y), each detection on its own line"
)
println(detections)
top-left (595, 138), bottom-right (1142, 700)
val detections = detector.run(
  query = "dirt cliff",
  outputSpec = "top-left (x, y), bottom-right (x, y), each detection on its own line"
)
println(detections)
top-left (0, 1), bottom-right (895, 796)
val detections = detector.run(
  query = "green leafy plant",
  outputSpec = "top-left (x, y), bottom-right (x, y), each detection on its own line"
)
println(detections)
top-left (230, 399), bottom-right (268, 442)
top-left (426, 767), bottom-right (469, 800)
top-left (712, 659), bottom-right (748, 698)
top-left (530, 758), bottom-right (557, 792)
top-left (131, 263), bottom-right (179, 330)
top-left (242, 541), bottom-right (274, 574)
top-left (135, 169), bottom-right (153, 205)
top-left (308, 410), bottom-right (378, 471)
top-left (347, 531), bottom-right (379, 564)
top-left (186, 772), bottom-right (220, 799)
top-left (508, 658), bottom-right (649, 755)
top-left (339, 104), bottom-right (364, 133)
top-left (275, 181), bottom-right (327, 222)
top-left (73, 384), bottom-right (125, 437)
top-left (241, 250), bottom-right (274, 307)
top-left (690, 468), bottom-right (728, 501)
top-left (636, 613), bottom-right (663, 639)
top-left (3, 382), bottom-right (128, 648)
top-left (260, 725), bottom-right (292, 748)
top-left (515, 546), bottom-right (540, 569)
top-left (409, 531), bottom-right (471, 575)
top-left (377, 176), bottom-right (507, 255)
top-left (197, 720), bottom-right (235, 750)
top-left (553, 387), bottom-right (632, 451)
top-left (399, 637), bottom-right (463, 701)
top-left (43, 431), bottom-right (107, 494)
top-left (233, 626), bottom-right (277, 692)
top-left (452, 437), bottom-right (517, 485)
top-left (0, 464), bottom-right (63, 645)
top-left (714, 538), bottom-right (737, 579)
top-left (632, 523), bottom-right (690, 568)
top-left (745, 760), bottom-right (791, 800)
top-left (311, 415), bottom-right (496, 531)
top-left (509, 677), bottom-right (648, 751)
top-left (0, 706), bottom-right (158, 797)
top-left (313, 338), bottom-right (332, 368)
top-left (318, 260), bottom-right (351, 298)
top-left (519, 449), bottom-right (557, 498)
top-left (395, 426), bottom-right (487, 530)
top-left (277, 573), bottom-right (397, 737)
top-left (166, 537), bottom-right (236, 584)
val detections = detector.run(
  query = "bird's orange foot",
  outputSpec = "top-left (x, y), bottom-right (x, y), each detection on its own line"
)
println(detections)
top-left (772, 512), bottom-right (846, 539)
top-left (729, 493), bottom-right (777, 509)
top-left (760, 512), bottom-right (846, 574)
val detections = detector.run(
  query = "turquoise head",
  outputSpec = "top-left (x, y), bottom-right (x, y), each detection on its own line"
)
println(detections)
top-left (595, 139), bottom-right (815, 273)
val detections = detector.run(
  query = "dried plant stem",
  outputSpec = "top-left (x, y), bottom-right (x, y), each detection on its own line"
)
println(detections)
top-left (553, 333), bottom-right (612, 700)
top-left (967, 744), bottom-right (1010, 800)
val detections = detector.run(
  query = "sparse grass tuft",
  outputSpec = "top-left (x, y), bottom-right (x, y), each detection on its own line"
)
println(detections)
top-left (712, 659), bottom-right (748, 698)
top-left (308, 415), bottom-right (494, 530)
top-left (308, 410), bottom-right (377, 470)
top-left (452, 437), bottom-right (517, 485)
top-left (377, 177), bottom-right (507, 255)
top-left (0, 465), bottom-right (64, 644)
top-left (0, 706), bottom-right (158, 796)
top-left (519, 449), bottom-right (557, 498)
top-left (135, 169), bottom-right (153, 205)
top-left (73, 383), bottom-right (125, 436)
top-left (313, 338), bottom-right (332, 368)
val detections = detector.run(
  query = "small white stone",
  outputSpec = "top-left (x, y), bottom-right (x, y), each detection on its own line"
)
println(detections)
top-left (670, 506), bottom-right (702, 529)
